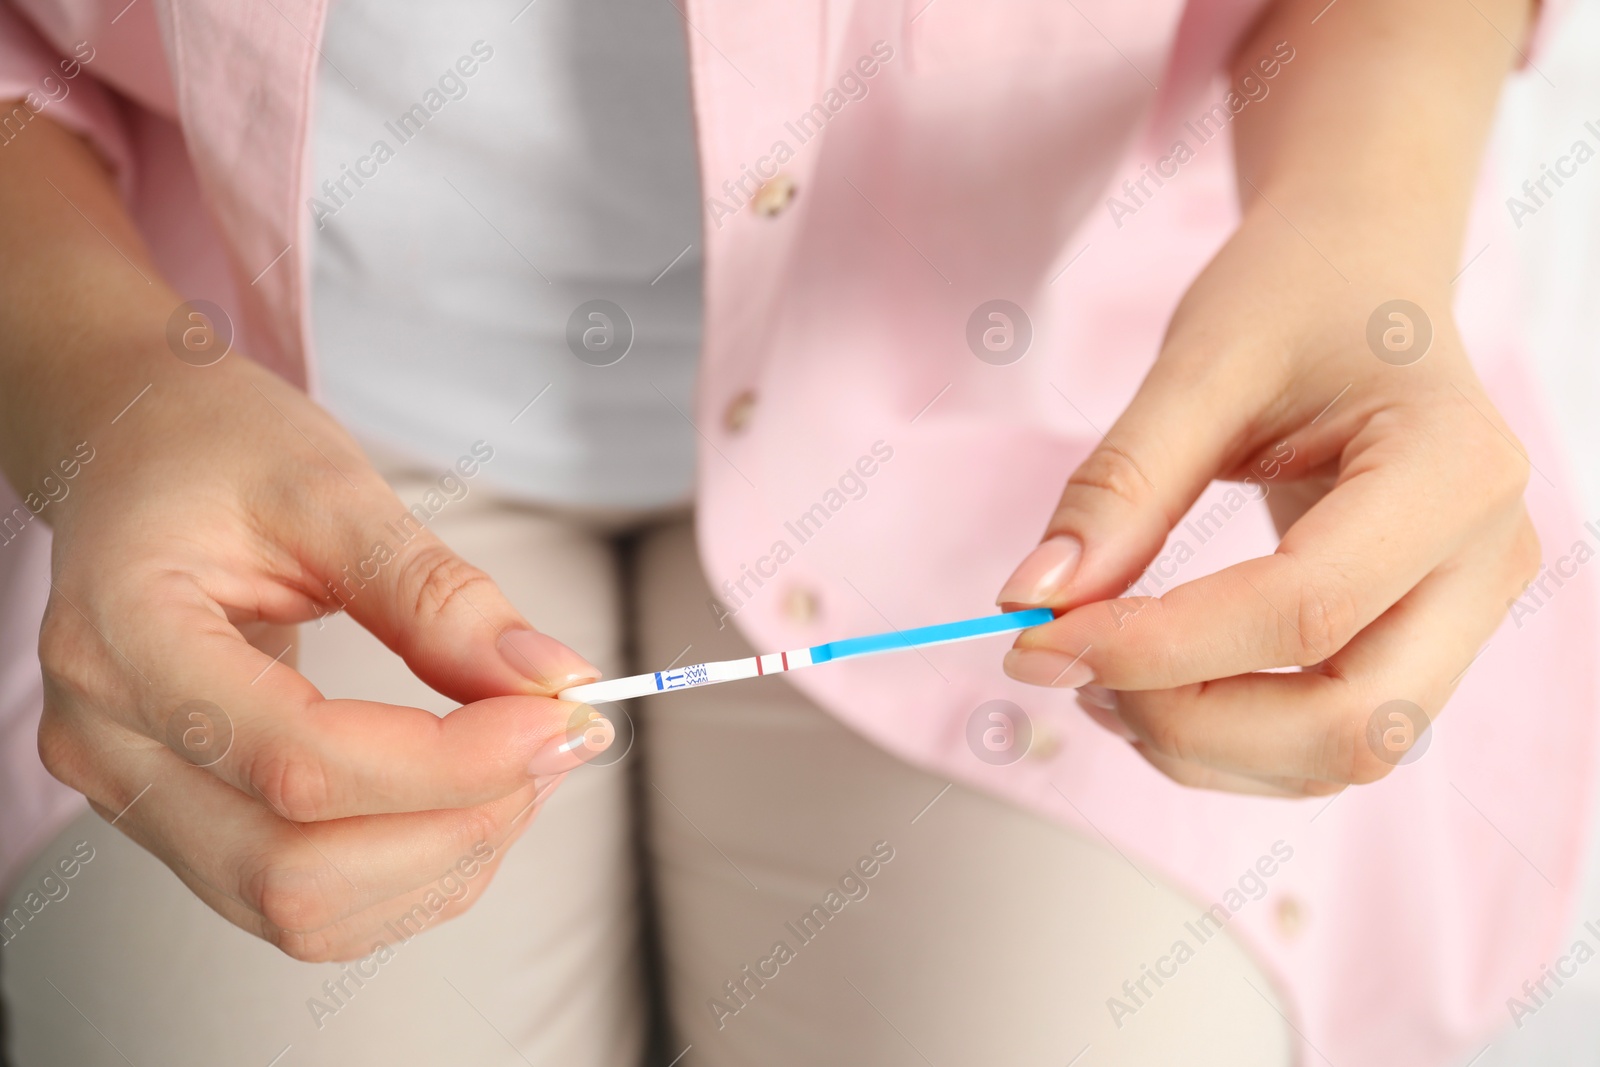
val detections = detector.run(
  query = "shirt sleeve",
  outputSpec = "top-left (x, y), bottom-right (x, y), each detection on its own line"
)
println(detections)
top-left (0, 2), bottom-right (133, 186)
top-left (1147, 0), bottom-right (1569, 154)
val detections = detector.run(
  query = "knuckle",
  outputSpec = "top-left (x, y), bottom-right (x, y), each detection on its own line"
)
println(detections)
top-left (1325, 710), bottom-right (1394, 786)
top-left (398, 542), bottom-right (497, 626)
top-left (271, 924), bottom-right (343, 964)
top-left (248, 739), bottom-right (333, 822)
top-left (1477, 432), bottom-right (1532, 507)
top-left (1342, 747), bottom-right (1395, 786)
top-left (1065, 445), bottom-right (1152, 515)
top-left (1497, 448), bottom-right (1531, 503)
top-left (1138, 717), bottom-right (1181, 760)
top-left (300, 439), bottom-right (370, 499)
top-left (36, 705), bottom-right (88, 791)
top-left (301, 458), bottom-right (349, 500)
top-left (246, 855), bottom-right (343, 937)
top-left (1133, 705), bottom-right (1190, 763)
top-left (1104, 595), bottom-right (1161, 634)
top-left (1445, 404), bottom-right (1530, 511)
top-left (453, 807), bottom-right (501, 859)
top-left (1287, 579), bottom-right (1360, 666)
top-left (37, 601), bottom-right (105, 705)
top-left (1507, 516), bottom-right (1543, 592)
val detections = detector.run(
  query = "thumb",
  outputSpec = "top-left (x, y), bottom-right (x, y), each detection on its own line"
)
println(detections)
top-left (317, 518), bottom-right (601, 705)
top-left (996, 367), bottom-right (1238, 611)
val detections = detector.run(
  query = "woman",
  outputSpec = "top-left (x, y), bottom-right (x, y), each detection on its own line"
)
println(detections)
top-left (0, 0), bottom-right (1591, 1063)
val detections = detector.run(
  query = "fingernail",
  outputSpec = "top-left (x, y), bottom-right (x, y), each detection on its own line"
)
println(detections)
top-left (1002, 648), bottom-right (1094, 688)
top-left (1075, 686), bottom-right (1136, 741)
top-left (527, 711), bottom-right (615, 776)
top-left (498, 629), bottom-right (602, 692)
top-left (996, 535), bottom-right (1082, 606)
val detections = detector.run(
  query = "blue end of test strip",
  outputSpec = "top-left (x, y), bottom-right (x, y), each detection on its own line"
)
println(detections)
top-left (808, 608), bottom-right (1054, 664)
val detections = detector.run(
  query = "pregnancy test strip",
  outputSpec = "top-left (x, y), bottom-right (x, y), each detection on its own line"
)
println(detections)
top-left (556, 607), bottom-right (1054, 706)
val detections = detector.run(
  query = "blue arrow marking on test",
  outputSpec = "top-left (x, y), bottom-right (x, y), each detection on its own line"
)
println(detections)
top-left (808, 607), bottom-right (1054, 664)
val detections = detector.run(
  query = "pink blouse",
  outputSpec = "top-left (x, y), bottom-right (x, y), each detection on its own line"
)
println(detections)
top-left (0, 2), bottom-right (1591, 1063)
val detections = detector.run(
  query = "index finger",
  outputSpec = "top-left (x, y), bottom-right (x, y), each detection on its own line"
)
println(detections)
top-left (1009, 407), bottom-right (1524, 690)
top-left (132, 601), bottom-right (614, 821)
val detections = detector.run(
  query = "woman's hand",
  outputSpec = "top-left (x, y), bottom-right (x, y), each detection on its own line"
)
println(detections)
top-left (1, 114), bottom-right (607, 961)
top-left (998, 211), bottom-right (1535, 795)
top-left (996, 0), bottom-right (1539, 795)
top-left (39, 355), bottom-right (611, 959)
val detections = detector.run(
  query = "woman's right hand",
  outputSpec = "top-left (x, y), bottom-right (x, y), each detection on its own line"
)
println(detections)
top-left (2, 112), bottom-right (608, 961)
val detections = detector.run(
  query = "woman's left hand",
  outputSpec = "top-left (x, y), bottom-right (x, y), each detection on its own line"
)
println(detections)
top-left (996, 202), bottom-right (1538, 797)
top-left (994, 0), bottom-right (1540, 796)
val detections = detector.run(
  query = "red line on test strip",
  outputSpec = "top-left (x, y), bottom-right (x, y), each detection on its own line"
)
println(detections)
top-left (756, 657), bottom-right (765, 676)
top-left (781, 651), bottom-right (790, 671)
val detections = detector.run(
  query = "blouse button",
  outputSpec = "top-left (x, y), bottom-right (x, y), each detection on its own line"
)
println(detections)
top-left (1026, 722), bottom-right (1061, 761)
top-left (752, 173), bottom-right (798, 217)
top-left (1274, 895), bottom-right (1305, 940)
top-left (723, 389), bottom-right (757, 433)
top-left (783, 586), bottom-right (819, 625)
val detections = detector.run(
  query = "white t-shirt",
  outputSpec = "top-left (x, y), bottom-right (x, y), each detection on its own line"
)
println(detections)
top-left (309, 0), bottom-right (702, 508)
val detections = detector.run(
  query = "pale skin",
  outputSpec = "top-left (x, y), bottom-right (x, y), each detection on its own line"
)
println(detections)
top-left (0, 0), bottom-right (1540, 958)
top-left (0, 116), bottom-right (612, 960)
top-left (999, 0), bottom-right (1541, 794)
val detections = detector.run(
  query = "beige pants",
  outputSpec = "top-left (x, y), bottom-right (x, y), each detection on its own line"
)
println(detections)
top-left (2, 460), bottom-right (1288, 1065)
